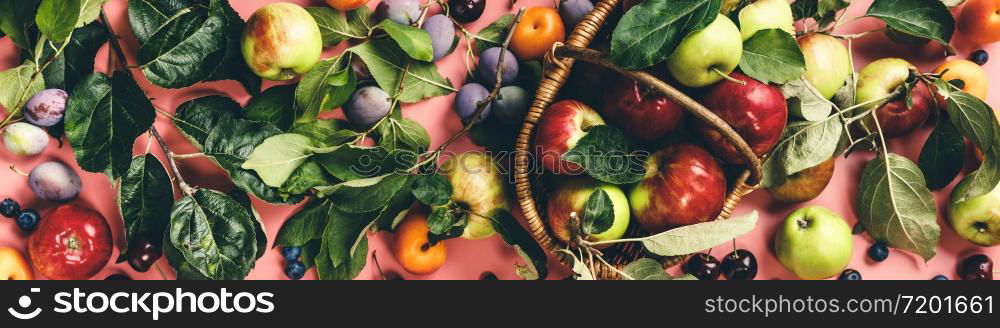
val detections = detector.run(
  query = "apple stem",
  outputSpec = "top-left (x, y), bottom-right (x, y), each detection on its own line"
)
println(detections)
top-left (7, 164), bottom-right (28, 177)
top-left (712, 68), bottom-right (746, 86)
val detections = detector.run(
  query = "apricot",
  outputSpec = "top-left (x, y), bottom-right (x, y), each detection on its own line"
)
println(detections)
top-left (0, 247), bottom-right (34, 280)
top-left (391, 209), bottom-right (447, 275)
top-left (510, 7), bottom-right (565, 61)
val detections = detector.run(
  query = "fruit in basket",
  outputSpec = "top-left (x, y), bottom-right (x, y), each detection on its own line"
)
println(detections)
top-left (424, 15), bottom-right (456, 61)
top-left (449, 0), bottom-right (486, 23)
top-left (666, 14), bottom-right (742, 88)
top-left (478, 47), bottom-right (519, 86)
top-left (559, 0), bottom-right (595, 29)
top-left (630, 143), bottom-right (726, 233)
top-left (737, 0), bottom-right (795, 40)
top-left (683, 253), bottom-right (722, 280)
top-left (454, 83), bottom-right (493, 124)
top-left (948, 180), bottom-right (1000, 246)
top-left (721, 249), bottom-right (757, 280)
top-left (775, 206), bottom-right (853, 280)
top-left (29, 161), bottom-right (82, 202)
top-left (958, 0), bottom-right (1000, 45)
top-left (0, 247), bottom-right (33, 280)
top-left (697, 71), bottom-right (787, 164)
top-left (326, 0), bottom-right (369, 11)
top-left (242, 3), bottom-right (322, 81)
top-left (28, 204), bottom-right (113, 280)
top-left (510, 7), bottom-right (566, 61)
top-left (374, 0), bottom-right (422, 25)
top-left (345, 86), bottom-right (392, 128)
top-left (392, 208), bottom-right (447, 275)
top-left (494, 85), bottom-right (531, 124)
top-left (534, 100), bottom-right (606, 174)
top-left (2, 122), bottom-right (49, 157)
top-left (798, 33), bottom-right (852, 99)
top-left (957, 254), bottom-right (993, 280)
top-left (440, 152), bottom-right (510, 239)
top-left (933, 59), bottom-right (988, 111)
top-left (600, 74), bottom-right (684, 142)
top-left (766, 157), bottom-right (836, 203)
top-left (24, 89), bottom-right (68, 127)
top-left (546, 178), bottom-right (630, 246)
top-left (855, 58), bottom-right (933, 139)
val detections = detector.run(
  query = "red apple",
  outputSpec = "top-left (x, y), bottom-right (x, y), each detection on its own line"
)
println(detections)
top-left (28, 204), bottom-right (112, 280)
top-left (546, 178), bottom-right (631, 247)
top-left (534, 100), bottom-right (606, 174)
top-left (697, 71), bottom-right (788, 164)
top-left (630, 143), bottom-right (727, 233)
top-left (872, 83), bottom-right (934, 139)
top-left (601, 74), bottom-right (685, 142)
top-left (856, 58), bottom-right (934, 139)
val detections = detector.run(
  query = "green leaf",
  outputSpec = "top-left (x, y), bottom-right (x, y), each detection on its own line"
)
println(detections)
top-left (163, 235), bottom-right (210, 280)
top-left (274, 200), bottom-right (333, 247)
top-left (738, 29), bottom-right (805, 84)
top-left (946, 91), bottom-right (1000, 201)
top-left (117, 154), bottom-right (174, 263)
top-left (28, 21), bottom-right (107, 91)
top-left (378, 20), bottom-right (434, 62)
top-left (241, 133), bottom-right (341, 188)
top-left (856, 153), bottom-right (939, 261)
top-left (610, 0), bottom-right (722, 69)
top-left (376, 117), bottom-right (431, 152)
top-left (227, 189), bottom-right (267, 260)
top-left (349, 39), bottom-right (455, 103)
top-left (411, 174), bottom-right (452, 206)
top-left (135, 0), bottom-right (227, 88)
top-left (292, 119), bottom-right (349, 143)
top-left (0, 0), bottom-right (41, 51)
top-left (375, 186), bottom-right (417, 232)
top-left (295, 54), bottom-right (356, 124)
top-left (204, 0), bottom-right (261, 95)
top-left (65, 72), bottom-right (156, 178)
top-left (307, 6), bottom-right (367, 47)
top-left (168, 189), bottom-right (259, 280)
top-left (556, 249), bottom-right (594, 280)
top-left (245, 84), bottom-right (296, 131)
top-left (426, 206), bottom-right (461, 235)
top-left (315, 235), bottom-right (368, 280)
top-left (582, 189), bottom-right (614, 235)
top-left (298, 239), bottom-right (322, 269)
top-left (866, 0), bottom-right (954, 50)
top-left (761, 118), bottom-right (843, 188)
top-left (562, 125), bottom-right (645, 184)
top-left (791, 0), bottom-right (818, 20)
top-left (918, 117), bottom-right (965, 190)
top-left (128, 0), bottom-right (189, 44)
top-left (0, 61), bottom-right (46, 113)
top-left (77, 0), bottom-right (110, 27)
top-left (490, 209), bottom-right (548, 280)
top-left (35, 0), bottom-right (81, 43)
top-left (782, 77), bottom-right (833, 121)
top-left (473, 14), bottom-right (513, 54)
top-left (316, 145), bottom-right (388, 181)
top-left (640, 211), bottom-right (758, 256)
top-left (323, 174), bottom-right (413, 213)
top-left (622, 258), bottom-right (695, 280)
top-left (322, 207), bottom-right (376, 267)
top-left (280, 160), bottom-right (333, 196)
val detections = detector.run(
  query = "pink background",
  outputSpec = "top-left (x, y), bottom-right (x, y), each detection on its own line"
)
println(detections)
top-left (1, 0), bottom-right (998, 280)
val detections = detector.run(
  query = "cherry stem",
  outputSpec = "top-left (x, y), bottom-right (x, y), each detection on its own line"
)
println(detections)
top-left (713, 68), bottom-right (746, 86)
top-left (7, 164), bottom-right (28, 177)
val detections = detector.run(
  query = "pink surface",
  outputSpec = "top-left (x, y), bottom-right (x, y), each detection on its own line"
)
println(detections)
top-left (1, 0), bottom-right (998, 280)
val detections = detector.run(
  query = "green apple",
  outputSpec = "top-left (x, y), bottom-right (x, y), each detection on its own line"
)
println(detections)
top-left (798, 33), bottom-right (852, 99)
top-left (948, 178), bottom-right (1000, 246)
top-left (546, 177), bottom-right (630, 246)
top-left (738, 0), bottom-right (795, 40)
top-left (775, 206), bottom-right (853, 279)
top-left (440, 152), bottom-right (511, 239)
top-left (666, 14), bottom-right (743, 88)
top-left (242, 3), bottom-right (323, 81)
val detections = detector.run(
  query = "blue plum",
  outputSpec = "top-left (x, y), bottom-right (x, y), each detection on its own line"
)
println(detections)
top-left (374, 0), bottom-right (421, 25)
top-left (28, 161), bottom-right (82, 202)
top-left (24, 89), bottom-right (68, 127)
top-left (345, 86), bottom-right (392, 128)
top-left (422, 14), bottom-right (456, 61)
top-left (478, 47), bottom-right (518, 86)
top-left (2, 122), bottom-right (49, 157)
top-left (559, 0), bottom-right (594, 30)
top-left (454, 83), bottom-right (492, 123)
top-left (493, 85), bottom-right (531, 124)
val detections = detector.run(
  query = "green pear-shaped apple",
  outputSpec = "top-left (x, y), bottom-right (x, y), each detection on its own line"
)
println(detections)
top-left (666, 14), bottom-right (743, 88)
top-left (798, 33), bottom-right (852, 99)
top-left (440, 152), bottom-right (511, 239)
top-left (242, 3), bottom-right (323, 81)
top-left (775, 206), bottom-right (853, 279)
top-left (546, 178), bottom-right (630, 246)
top-left (949, 178), bottom-right (1000, 246)
top-left (738, 0), bottom-right (795, 40)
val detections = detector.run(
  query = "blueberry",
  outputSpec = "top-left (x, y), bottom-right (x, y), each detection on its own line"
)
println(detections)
top-left (970, 50), bottom-right (989, 66)
top-left (285, 261), bottom-right (306, 280)
top-left (0, 198), bottom-right (20, 218)
top-left (16, 209), bottom-right (40, 232)
top-left (480, 272), bottom-right (498, 280)
top-left (867, 241), bottom-right (889, 262)
top-left (838, 269), bottom-right (862, 280)
top-left (932, 275), bottom-right (949, 280)
top-left (281, 246), bottom-right (302, 262)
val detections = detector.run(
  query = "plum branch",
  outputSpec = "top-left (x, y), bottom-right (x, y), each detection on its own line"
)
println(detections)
top-left (0, 33), bottom-right (75, 129)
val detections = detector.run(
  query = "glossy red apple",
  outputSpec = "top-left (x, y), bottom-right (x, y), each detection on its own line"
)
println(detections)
top-left (601, 74), bottom-right (685, 142)
top-left (876, 83), bottom-right (933, 138)
top-left (534, 100), bottom-right (606, 174)
top-left (28, 204), bottom-right (112, 280)
top-left (630, 143), bottom-right (727, 233)
top-left (856, 58), bottom-right (934, 139)
top-left (697, 71), bottom-right (788, 164)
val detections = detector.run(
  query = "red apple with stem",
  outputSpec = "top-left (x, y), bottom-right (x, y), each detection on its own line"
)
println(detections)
top-left (630, 143), bottom-right (727, 233)
top-left (601, 74), bottom-right (685, 142)
top-left (697, 71), bottom-right (788, 164)
top-left (534, 100), bottom-right (606, 174)
top-left (28, 204), bottom-right (113, 280)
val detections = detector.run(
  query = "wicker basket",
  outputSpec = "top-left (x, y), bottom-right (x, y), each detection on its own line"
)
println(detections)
top-left (512, 0), bottom-right (765, 280)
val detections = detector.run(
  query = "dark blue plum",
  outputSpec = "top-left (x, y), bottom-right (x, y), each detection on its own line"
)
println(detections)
top-left (559, 0), bottom-right (594, 30)
top-left (423, 15), bottom-right (456, 61)
top-left (374, 0), bottom-right (421, 25)
top-left (478, 47), bottom-right (518, 86)
top-left (493, 85), bottom-right (531, 124)
top-left (344, 86), bottom-right (392, 128)
top-left (454, 83), bottom-right (492, 123)
top-left (25, 89), bottom-right (67, 127)
top-left (28, 161), bottom-right (82, 202)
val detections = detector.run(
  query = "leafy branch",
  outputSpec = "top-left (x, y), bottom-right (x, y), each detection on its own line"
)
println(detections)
top-left (0, 33), bottom-right (74, 129)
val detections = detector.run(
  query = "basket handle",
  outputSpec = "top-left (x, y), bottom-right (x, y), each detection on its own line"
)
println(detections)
top-left (548, 44), bottom-right (764, 185)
